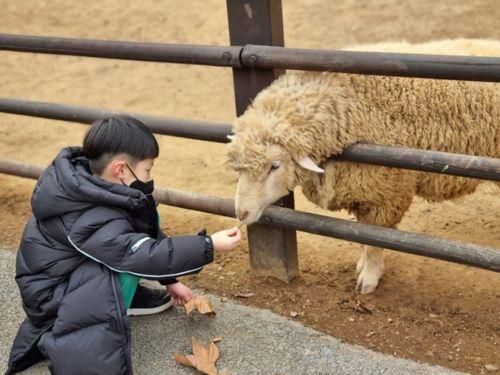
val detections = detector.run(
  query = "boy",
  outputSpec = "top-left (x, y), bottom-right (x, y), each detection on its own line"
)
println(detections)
top-left (7, 116), bottom-right (241, 374)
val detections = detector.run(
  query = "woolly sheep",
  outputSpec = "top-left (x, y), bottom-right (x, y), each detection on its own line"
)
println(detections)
top-left (226, 39), bottom-right (500, 294)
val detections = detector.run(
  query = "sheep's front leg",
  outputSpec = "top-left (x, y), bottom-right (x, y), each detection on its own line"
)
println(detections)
top-left (353, 193), bottom-right (413, 294)
top-left (356, 245), bottom-right (385, 294)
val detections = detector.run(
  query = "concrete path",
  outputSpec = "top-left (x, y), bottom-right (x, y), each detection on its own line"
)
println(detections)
top-left (0, 249), bottom-right (462, 374)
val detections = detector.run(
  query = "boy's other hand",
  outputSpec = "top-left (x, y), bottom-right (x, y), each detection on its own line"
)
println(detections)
top-left (166, 281), bottom-right (193, 306)
top-left (211, 227), bottom-right (241, 252)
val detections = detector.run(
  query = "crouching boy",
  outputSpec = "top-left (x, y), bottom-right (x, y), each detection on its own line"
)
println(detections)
top-left (7, 116), bottom-right (241, 374)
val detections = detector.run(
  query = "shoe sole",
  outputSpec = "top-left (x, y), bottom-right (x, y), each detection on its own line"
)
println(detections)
top-left (127, 299), bottom-right (174, 316)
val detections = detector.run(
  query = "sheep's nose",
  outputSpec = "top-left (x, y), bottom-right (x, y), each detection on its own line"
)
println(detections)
top-left (238, 211), bottom-right (249, 221)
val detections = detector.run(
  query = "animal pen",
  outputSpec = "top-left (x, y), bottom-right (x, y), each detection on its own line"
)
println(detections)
top-left (0, 0), bottom-right (499, 281)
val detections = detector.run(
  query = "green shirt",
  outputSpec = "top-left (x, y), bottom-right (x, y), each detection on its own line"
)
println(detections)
top-left (119, 273), bottom-right (140, 309)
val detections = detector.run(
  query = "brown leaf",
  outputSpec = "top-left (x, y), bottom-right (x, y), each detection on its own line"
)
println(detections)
top-left (212, 336), bottom-right (223, 343)
top-left (354, 300), bottom-right (374, 314)
top-left (338, 297), bottom-right (374, 314)
top-left (174, 353), bottom-right (197, 368)
top-left (175, 338), bottom-right (220, 375)
top-left (185, 296), bottom-right (216, 317)
top-left (484, 364), bottom-right (499, 372)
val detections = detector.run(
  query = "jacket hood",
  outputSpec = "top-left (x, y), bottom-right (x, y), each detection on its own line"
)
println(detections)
top-left (32, 146), bottom-right (147, 220)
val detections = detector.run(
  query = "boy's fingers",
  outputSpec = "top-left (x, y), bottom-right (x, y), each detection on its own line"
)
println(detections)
top-left (232, 230), bottom-right (242, 242)
top-left (228, 228), bottom-right (242, 238)
top-left (227, 226), bottom-right (240, 235)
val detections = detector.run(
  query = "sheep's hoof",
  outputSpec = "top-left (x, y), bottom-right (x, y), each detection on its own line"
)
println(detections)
top-left (357, 278), bottom-right (378, 294)
top-left (356, 263), bottom-right (383, 294)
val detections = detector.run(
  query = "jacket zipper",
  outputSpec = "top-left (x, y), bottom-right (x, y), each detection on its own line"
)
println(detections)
top-left (110, 271), bottom-right (133, 374)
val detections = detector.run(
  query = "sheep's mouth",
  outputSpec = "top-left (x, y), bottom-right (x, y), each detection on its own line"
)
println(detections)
top-left (240, 208), bottom-right (265, 226)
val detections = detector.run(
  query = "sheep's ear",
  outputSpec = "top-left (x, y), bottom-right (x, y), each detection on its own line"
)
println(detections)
top-left (227, 134), bottom-right (236, 141)
top-left (297, 156), bottom-right (324, 173)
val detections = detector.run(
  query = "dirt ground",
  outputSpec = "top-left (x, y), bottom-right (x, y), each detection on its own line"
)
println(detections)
top-left (0, 1), bottom-right (499, 374)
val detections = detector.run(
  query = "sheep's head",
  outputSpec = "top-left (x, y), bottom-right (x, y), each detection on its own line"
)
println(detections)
top-left (226, 111), bottom-right (324, 225)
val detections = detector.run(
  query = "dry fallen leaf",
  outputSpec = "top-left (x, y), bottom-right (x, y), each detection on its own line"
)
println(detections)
top-left (484, 364), bottom-right (499, 372)
top-left (212, 336), bottom-right (223, 343)
top-left (354, 299), bottom-right (374, 314)
top-left (185, 296), bottom-right (216, 317)
top-left (338, 297), bottom-right (374, 314)
top-left (290, 311), bottom-right (298, 318)
top-left (174, 352), bottom-right (195, 368)
top-left (174, 337), bottom-right (220, 375)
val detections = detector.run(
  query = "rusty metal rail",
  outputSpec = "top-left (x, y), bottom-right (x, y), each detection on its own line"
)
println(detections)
top-left (1, 33), bottom-right (500, 82)
top-left (1, 97), bottom-right (499, 181)
top-left (0, 33), bottom-right (242, 67)
top-left (1, 26), bottom-right (499, 278)
top-left (0, 98), bottom-right (231, 143)
top-left (241, 44), bottom-right (500, 82)
top-left (1, 157), bottom-right (498, 273)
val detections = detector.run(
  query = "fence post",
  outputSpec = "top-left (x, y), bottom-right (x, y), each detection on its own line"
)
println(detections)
top-left (226, 0), bottom-right (299, 281)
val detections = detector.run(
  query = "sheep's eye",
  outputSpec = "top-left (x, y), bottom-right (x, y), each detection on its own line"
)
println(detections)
top-left (270, 162), bottom-right (281, 172)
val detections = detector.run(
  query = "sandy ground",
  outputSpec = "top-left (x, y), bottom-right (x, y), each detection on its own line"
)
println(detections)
top-left (0, 1), bottom-right (499, 373)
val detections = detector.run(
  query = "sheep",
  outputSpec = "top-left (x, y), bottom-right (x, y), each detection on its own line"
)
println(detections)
top-left (226, 38), bottom-right (500, 294)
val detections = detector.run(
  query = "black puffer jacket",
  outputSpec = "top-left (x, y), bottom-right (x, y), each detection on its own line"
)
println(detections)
top-left (6, 147), bottom-right (214, 374)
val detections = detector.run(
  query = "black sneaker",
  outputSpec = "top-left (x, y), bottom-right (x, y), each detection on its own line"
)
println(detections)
top-left (127, 284), bottom-right (173, 316)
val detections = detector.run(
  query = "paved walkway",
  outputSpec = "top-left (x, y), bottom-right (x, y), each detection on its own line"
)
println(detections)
top-left (0, 249), bottom-right (462, 374)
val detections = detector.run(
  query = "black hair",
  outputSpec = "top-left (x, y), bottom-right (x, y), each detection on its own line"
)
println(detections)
top-left (83, 116), bottom-right (159, 175)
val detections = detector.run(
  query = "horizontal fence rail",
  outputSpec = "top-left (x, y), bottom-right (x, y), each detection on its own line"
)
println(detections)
top-left (0, 98), bottom-right (232, 143)
top-left (333, 144), bottom-right (500, 181)
top-left (1, 158), bottom-right (498, 273)
top-left (0, 33), bottom-right (242, 67)
top-left (1, 34), bottom-right (500, 82)
top-left (1, 97), bottom-right (500, 181)
top-left (241, 45), bottom-right (500, 82)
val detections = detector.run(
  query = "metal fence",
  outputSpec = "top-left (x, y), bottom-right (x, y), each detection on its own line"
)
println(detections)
top-left (0, 0), bottom-right (499, 279)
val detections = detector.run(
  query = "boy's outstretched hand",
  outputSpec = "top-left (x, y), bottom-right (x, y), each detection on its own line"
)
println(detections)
top-left (211, 227), bottom-right (241, 252)
top-left (167, 281), bottom-right (194, 306)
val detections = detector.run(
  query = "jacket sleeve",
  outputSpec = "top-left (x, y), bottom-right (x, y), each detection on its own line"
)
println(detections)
top-left (155, 230), bottom-right (178, 284)
top-left (67, 208), bottom-right (214, 279)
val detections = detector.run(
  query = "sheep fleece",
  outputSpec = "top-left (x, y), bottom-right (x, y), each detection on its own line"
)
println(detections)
top-left (227, 39), bottom-right (500, 227)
